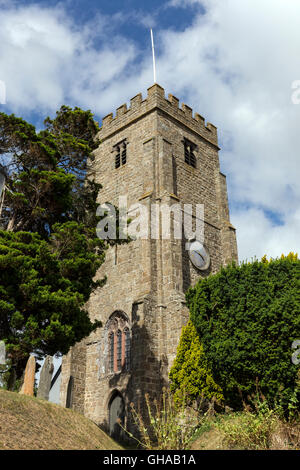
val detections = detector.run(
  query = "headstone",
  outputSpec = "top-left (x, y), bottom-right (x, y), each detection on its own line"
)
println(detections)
top-left (19, 356), bottom-right (36, 396)
top-left (0, 341), bottom-right (6, 365)
top-left (37, 356), bottom-right (54, 400)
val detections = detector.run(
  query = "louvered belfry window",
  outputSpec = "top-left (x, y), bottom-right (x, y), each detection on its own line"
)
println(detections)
top-left (184, 139), bottom-right (197, 168)
top-left (115, 140), bottom-right (127, 168)
top-left (115, 148), bottom-right (121, 168)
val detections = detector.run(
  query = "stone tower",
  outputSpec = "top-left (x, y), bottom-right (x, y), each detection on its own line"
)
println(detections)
top-left (60, 84), bottom-right (238, 437)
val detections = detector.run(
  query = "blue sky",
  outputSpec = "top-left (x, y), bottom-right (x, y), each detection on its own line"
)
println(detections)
top-left (0, 0), bottom-right (206, 128)
top-left (0, 0), bottom-right (300, 261)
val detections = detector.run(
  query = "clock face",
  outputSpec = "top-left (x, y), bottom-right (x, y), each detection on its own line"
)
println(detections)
top-left (188, 241), bottom-right (210, 271)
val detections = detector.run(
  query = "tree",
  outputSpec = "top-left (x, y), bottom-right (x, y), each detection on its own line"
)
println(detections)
top-left (186, 254), bottom-right (300, 411)
top-left (169, 320), bottom-right (223, 407)
top-left (0, 106), bottom-right (100, 235)
top-left (0, 224), bottom-right (105, 388)
top-left (0, 106), bottom-right (109, 388)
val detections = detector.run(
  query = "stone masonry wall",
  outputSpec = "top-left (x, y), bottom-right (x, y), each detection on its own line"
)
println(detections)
top-left (60, 84), bottom-right (238, 435)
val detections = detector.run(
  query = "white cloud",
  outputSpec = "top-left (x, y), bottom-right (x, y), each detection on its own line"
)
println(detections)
top-left (166, 0), bottom-right (201, 8)
top-left (153, 0), bottom-right (300, 261)
top-left (232, 207), bottom-right (300, 261)
top-left (0, 4), bottom-right (138, 115)
top-left (0, 0), bottom-right (299, 261)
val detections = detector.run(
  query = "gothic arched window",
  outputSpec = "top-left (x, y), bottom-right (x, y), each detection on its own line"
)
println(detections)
top-left (117, 330), bottom-right (122, 370)
top-left (109, 332), bottom-right (114, 373)
top-left (105, 312), bottom-right (131, 374)
top-left (124, 328), bottom-right (130, 370)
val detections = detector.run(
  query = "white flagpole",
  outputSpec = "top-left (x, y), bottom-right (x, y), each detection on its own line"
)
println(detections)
top-left (150, 28), bottom-right (157, 83)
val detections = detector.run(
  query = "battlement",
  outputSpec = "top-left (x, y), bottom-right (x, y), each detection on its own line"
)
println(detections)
top-left (99, 84), bottom-right (218, 147)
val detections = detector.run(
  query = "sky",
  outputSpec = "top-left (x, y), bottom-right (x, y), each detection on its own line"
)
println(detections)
top-left (0, 0), bottom-right (299, 262)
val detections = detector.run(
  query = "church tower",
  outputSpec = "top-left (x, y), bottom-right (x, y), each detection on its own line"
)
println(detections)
top-left (60, 84), bottom-right (238, 438)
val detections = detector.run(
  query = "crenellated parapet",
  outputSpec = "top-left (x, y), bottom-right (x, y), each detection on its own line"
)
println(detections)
top-left (99, 84), bottom-right (219, 147)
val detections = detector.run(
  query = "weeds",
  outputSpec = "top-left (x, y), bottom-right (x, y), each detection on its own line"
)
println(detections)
top-left (119, 385), bottom-right (300, 450)
top-left (119, 388), bottom-right (199, 450)
top-left (217, 406), bottom-right (277, 449)
top-left (217, 394), bottom-right (300, 450)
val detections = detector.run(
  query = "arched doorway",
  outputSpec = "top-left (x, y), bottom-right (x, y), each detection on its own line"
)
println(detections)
top-left (108, 391), bottom-right (125, 441)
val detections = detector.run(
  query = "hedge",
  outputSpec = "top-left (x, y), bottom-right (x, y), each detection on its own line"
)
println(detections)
top-left (186, 254), bottom-right (300, 410)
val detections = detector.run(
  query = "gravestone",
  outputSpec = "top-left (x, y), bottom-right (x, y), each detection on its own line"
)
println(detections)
top-left (0, 341), bottom-right (6, 365)
top-left (37, 356), bottom-right (54, 400)
top-left (19, 355), bottom-right (36, 396)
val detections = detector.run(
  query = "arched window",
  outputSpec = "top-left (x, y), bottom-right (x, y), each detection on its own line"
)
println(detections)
top-left (124, 328), bottom-right (130, 370)
top-left (105, 311), bottom-right (131, 374)
top-left (117, 330), bottom-right (122, 370)
top-left (109, 332), bottom-right (114, 373)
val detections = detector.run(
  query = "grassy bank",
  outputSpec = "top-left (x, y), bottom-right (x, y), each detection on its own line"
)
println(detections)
top-left (190, 411), bottom-right (300, 450)
top-left (0, 389), bottom-right (122, 450)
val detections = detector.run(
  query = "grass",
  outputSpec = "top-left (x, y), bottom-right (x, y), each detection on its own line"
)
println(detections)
top-left (1, 388), bottom-right (299, 450)
top-left (0, 389), bottom-right (123, 450)
top-left (118, 388), bottom-right (300, 451)
top-left (190, 411), bottom-right (300, 450)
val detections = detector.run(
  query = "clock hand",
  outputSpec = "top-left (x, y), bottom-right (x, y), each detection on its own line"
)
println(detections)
top-left (194, 250), bottom-right (205, 262)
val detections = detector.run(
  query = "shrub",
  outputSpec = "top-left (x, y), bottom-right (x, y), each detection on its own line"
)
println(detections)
top-left (120, 388), bottom-right (198, 450)
top-left (217, 402), bottom-right (278, 450)
top-left (169, 321), bottom-right (224, 407)
top-left (186, 254), bottom-right (300, 410)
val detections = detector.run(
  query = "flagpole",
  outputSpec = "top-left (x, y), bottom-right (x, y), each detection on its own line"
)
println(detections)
top-left (150, 29), bottom-right (157, 83)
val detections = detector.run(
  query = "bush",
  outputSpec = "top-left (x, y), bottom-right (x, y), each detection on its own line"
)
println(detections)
top-left (217, 402), bottom-right (278, 450)
top-left (121, 388), bottom-right (198, 450)
top-left (186, 254), bottom-right (300, 410)
top-left (169, 321), bottom-right (224, 407)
